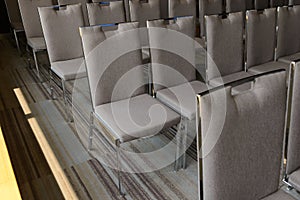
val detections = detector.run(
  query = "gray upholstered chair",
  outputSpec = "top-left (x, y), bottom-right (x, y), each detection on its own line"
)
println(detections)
top-left (4, 0), bottom-right (24, 53)
top-left (129, 0), bottom-right (161, 59)
top-left (246, 8), bottom-right (290, 76)
top-left (276, 6), bottom-right (300, 64)
top-left (225, 0), bottom-right (246, 13)
top-left (169, 0), bottom-right (196, 18)
top-left (39, 4), bottom-right (86, 121)
top-left (254, 0), bottom-right (269, 9)
top-left (289, 0), bottom-right (300, 5)
top-left (206, 12), bottom-right (252, 87)
top-left (80, 22), bottom-right (181, 195)
top-left (17, 0), bottom-right (53, 77)
top-left (57, 0), bottom-right (89, 25)
top-left (87, 1), bottom-right (126, 26)
top-left (197, 70), bottom-right (295, 200)
top-left (147, 16), bottom-right (208, 169)
top-left (270, 0), bottom-right (289, 7)
top-left (284, 61), bottom-right (300, 193)
top-left (199, 0), bottom-right (223, 37)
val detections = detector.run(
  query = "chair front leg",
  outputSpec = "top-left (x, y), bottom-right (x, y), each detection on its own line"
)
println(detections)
top-left (116, 141), bottom-right (125, 197)
top-left (88, 112), bottom-right (94, 151)
top-left (175, 119), bottom-right (184, 171)
top-left (62, 79), bottom-right (73, 123)
top-left (13, 29), bottom-right (20, 54)
top-left (33, 49), bottom-right (40, 79)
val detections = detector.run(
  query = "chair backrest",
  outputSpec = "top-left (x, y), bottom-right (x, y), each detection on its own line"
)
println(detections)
top-left (80, 22), bottom-right (146, 107)
top-left (246, 0), bottom-right (254, 10)
top-left (168, 0), bottom-right (196, 18)
top-left (226, 0), bottom-right (246, 13)
top-left (39, 4), bottom-right (84, 63)
top-left (199, 0), bottom-right (223, 36)
top-left (57, 0), bottom-right (89, 25)
top-left (289, 0), bottom-right (300, 5)
top-left (246, 8), bottom-right (276, 69)
top-left (286, 62), bottom-right (300, 175)
top-left (147, 16), bottom-right (196, 91)
top-left (87, 1), bottom-right (126, 25)
top-left (92, 0), bottom-right (131, 21)
top-left (276, 5), bottom-right (300, 60)
top-left (254, 0), bottom-right (269, 9)
top-left (160, 0), bottom-right (168, 18)
top-left (4, 0), bottom-right (22, 24)
top-left (18, 0), bottom-right (53, 39)
top-left (206, 12), bottom-right (244, 81)
top-left (199, 71), bottom-right (287, 200)
top-left (129, 0), bottom-right (161, 27)
top-left (270, 0), bottom-right (289, 7)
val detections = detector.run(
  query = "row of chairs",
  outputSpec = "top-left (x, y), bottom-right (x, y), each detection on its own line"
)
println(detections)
top-left (205, 6), bottom-right (300, 88)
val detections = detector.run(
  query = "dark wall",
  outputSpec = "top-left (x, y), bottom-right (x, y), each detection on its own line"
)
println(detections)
top-left (0, 0), bottom-right (11, 33)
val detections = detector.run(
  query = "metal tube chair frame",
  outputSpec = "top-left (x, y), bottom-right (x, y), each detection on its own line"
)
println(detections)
top-left (282, 59), bottom-right (300, 190)
top-left (81, 22), bottom-right (182, 196)
top-left (196, 68), bottom-right (287, 200)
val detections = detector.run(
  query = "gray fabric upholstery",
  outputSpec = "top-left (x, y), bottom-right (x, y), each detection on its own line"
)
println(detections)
top-left (226, 0), bottom-right (246, 13)
top-left (4, 0), bottom-right (23, 28)
top-left (87, 2), bottom-right (126, 26)
top-left (168, 0), bottom-right (196, 18)
top-left (147, 16), bottom-right (196, 91)
top-left (270, 0), bottom-right (288, 7)
top-left (91, 0), bottom-right (130, 21)
top-left (248, 61), bottom-right (289, 75)
top-left (290, 0), bottom-right (300, 5)
top-left (94, 94), bottom-right (180, 143)
top-left (254, 0), bottom-right (269, 9)
top-left (200, 71), bottom-right (287, 200)
top-left (39, 4), bottom-right (84, 63)
top-left (27, 37), bottom-right (46, 50)
top-left (208, 71), bottom-right (252, 87)
top-left (80, 22), bottom-right (146, 107)
top-left (57, 0), bottom-right (89, 25)
top-left (199, 0), bottom-right (223, 36)
top-left (278, 52), bottom-right (300, 64)
top-left (246, 0), bottom-right (254, 9)
top-left (246, 9), bottom-right (276, 69)
top-left (129, 0), bottom-right (160, 27)
top-left (156, 80), bottom-right (207, 120)
top-left (160, 0), bottom-right (168, 18)
top-left (261, 190), bottom-right (296, 200)
top-left (206, 12), bottom-right (244, 81)
top-left (17, 0), bottom-right (53, 39)
top-left (51, 57), bottom-right (86, 80)
top-left (289, 169), bottom-right (300, 192)
top-left (286, 63), bottom-right (300, 175)
top-left (276, 6), bottom-right (300, 60)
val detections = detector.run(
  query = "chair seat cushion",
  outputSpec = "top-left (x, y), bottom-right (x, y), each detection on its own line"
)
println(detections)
top-left (156, 81), bottom-right (207, 120)
top-left (289, 168), bottom-right (300, 192)
top-left (94, 94), bottom-right (180, 143)
top-left (208, 71), bottom-right (252, 87)
top-left (11, 22), bottom-right (23, 31)
top-left (279, 52), bottom-right (300, 64)
top-left (261, 190), bottom-right (296, 200)
top-left (51, 57), bottom-right (86, 81)
top-left (27, 37), bottom-right (46, 50)
top-left (248, 61), bottom-right (289, 75)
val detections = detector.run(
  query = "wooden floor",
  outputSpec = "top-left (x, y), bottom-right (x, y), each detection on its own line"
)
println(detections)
top-left (0, 35), bottom-right (64, 199)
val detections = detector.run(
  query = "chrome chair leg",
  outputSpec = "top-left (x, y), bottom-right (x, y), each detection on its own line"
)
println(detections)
top-left (182, 118), bottom-right (188, 169)
top-left (62, 79), bottom-right (73, 123)
top-left (49, 70), bottom-right (55, 100)
top-left (88, 112), bottom-right (94, 151)
top-left (116, 141), bottom-right (125, 197)
top-left (13, 29), bottom-right (20, 54)
top-left (33, 49), bottom-right (40, 79)
top-left (175, 120), bottom-right (184, 171)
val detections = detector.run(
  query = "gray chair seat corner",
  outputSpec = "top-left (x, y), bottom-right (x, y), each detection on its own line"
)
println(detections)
top-left (51, 57), bottom-right (87, 81)
top-left (94, 94), bottom-right (181, 143)
top-left (156, 80), bottom-right (208, 120)
top-left (11, 21), bottom-right (24, 31)
top-left (261, 190), bottom-right (297, 200)
top-left (278, 52), bottom-right (300, 64)
top-left (27, 37), bottom-right (47, 51)
top-left (248, 61), bottom-right (290, 75)
top-left (288, 168), bottom-right (300, 192)
top-left (208, 71), bottom-right (252, 87)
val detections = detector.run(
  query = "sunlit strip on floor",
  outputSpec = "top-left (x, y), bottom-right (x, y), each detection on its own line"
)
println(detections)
top-left (13, 88), bottom-right (31, 115)
top-left (27, 117), bottom-right (78, 200)
top-left (0, 125), bottom-right (22, 200)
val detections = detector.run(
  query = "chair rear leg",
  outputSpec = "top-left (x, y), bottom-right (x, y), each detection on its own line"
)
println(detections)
top-left (13, 29), bottom-right (21, 54)
top-left (33, 49), bottom-right (41, 80)
top-left (62, 79), bottom-right (73, 123)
